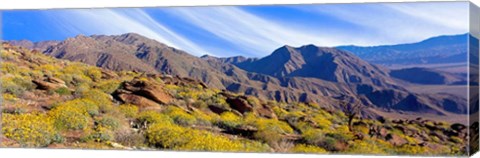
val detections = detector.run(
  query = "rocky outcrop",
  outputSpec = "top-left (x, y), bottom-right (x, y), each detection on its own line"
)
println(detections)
top-left (113, 78), bottom-right (172, 109)
top-left (32, 77), bottom-right (68, 91)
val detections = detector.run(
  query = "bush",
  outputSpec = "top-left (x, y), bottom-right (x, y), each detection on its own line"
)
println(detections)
top-left (114, 128), bottom-right (146, 147)
top-left (84, 126), bottom-right (114, 142)
top-left (302, 128), bottom-right (324, 144)
top-left (81, 89), bottom-right (113, 113)
top-left (291, 144), bottom-right (327, 154)
top-left (96, 116), bottom-right (120, 130)
top-left (55, 87), bottom-right (72, 95)
top-left (118, 104), bottom-right (139, 118)
top-left (214, 112), bottom-right (243, 130)
top-left (146, 123), bottom-right (269, 152)
top-left (164, 106), bottom-right (197, 126)
top-left (2, 113), bottom-right (61, 147)
top-left (137, 111), bottom-right (173, 125)
top-left (48, 99), bottom-right (96, 130)
top-left (96, 80), bottom-right (121, 94)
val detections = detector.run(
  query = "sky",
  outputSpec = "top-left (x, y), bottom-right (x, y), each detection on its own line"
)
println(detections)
top-left (1, 2), bottom-right (470, 57)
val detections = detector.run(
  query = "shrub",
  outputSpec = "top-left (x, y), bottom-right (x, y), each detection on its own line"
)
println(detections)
top-left (291, 144), bottom-right (327, 154)
top-left (146, 123), bottom-right (269, 152)
top-left (96, 80), bottom-right (121, 94)
top-left (48, 99), bottom-right (96, 130)
top-left (118, 104), bottom-right (139, 118)
top-left (137, 111), bottom-right (173, 125)
top-left (346, 140), bottom-right (388, 155)
top-left (2, 113), bottom-right (60, 147)
top-left (1, 75), bottom-right (35, 96)
top-left (114, 128), bottom-right (146, 147)
top-left (84, 126), bottom-right (114, 142)
top-left (214, 112), bottom-right (243, 129)
top-left (312, 115), bottom-right (333, 129)
top-left (164, 106), bottom-right (197, 126)
top-left (54, 87), bottom-right (72, 95)
top-left (81, 89), bottom-right (113, 113)
top-left (96, 116), bottom-right (120, 130)
top-left (302, 128), bottom-right (324, 144)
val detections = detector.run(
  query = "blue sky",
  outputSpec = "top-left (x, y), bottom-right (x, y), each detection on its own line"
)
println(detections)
top-left (1, 2), bottom-right (469, 57)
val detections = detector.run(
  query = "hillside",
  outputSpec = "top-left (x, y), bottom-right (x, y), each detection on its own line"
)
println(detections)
top-left (390, 68), bottom-right (467, 85)
top-left (0, 43), bottom-right (471, 155)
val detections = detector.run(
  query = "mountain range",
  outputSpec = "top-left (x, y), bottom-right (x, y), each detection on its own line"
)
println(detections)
top-left (6, 33), bottom-right (473, 119)
top-left (337, 34), bottom-right (468, 65)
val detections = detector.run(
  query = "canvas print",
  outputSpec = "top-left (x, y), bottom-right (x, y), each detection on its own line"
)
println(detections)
top-left (0, 1), bottom-right (479, 156)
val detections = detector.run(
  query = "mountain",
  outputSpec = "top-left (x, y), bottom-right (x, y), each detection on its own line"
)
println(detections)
top-left (235, 45), bottom-right (397, 87)
top-left (8, 33), bottom-right (469, 117)
top-left (7, 39), bottom-right (59, 52)
top-left (337, 34), bottom-right (468, 65)
top-left (390, 67), bottom-right (467, 85)
top-left (201, 54), bottom-right (257, 65)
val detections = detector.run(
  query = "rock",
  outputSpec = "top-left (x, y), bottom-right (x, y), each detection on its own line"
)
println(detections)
top-left (386, 133), bottom-right (407, 146)
top-left (47, 77), bottom-right (66, 85)
top-left (100, 69), bottom-right (118, 79)
top-left (32, 79), bottom-right (67, 91)
top-left (223, 125), bottom-right (258, 137)
top-left (113, 78), bottom-right (172, 109)
top-left (123, 78), bottom-right (172, 104)
top-left (226, 96), bottom-right (253, 114)
top-left (116, 93), bottom-right (162, 110)
top-left (451, 123), bottom-right (467, 132)
top-left (208, 105), bottom-right (229, 114)
top-left (255, 104), bottom-right (278, 119)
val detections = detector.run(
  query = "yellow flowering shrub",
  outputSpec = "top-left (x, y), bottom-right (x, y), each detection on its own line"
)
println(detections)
top-left (137, 110), bottom-right (173, 125)
top-left (164, 106), bottom-right (197, 126)
top-left (80, 89), bottom-right (113, 113)
top-left (118, 104), bottom-right (139, 118)
top-left (291, 144), bottom-right (327, 154)
top-left (214, 111), bottom-right (243, 129)
top-left (2, 113), bottom-right (61, 147)
top-left (48, 99), bottom-right (96, 130)
top-left (146, 123), bottom-right (269, 152)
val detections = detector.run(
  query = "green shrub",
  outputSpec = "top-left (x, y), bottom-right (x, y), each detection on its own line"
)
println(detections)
top-left (96, 116), bottom-right (120, 130)
top-left (55, 87), bottom-right (72, 95)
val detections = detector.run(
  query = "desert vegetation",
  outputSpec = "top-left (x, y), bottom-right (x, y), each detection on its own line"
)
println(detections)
top-left (0, 43), bottom-right (470, 155)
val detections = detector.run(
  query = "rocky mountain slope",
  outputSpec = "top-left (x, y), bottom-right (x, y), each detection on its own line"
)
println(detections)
top-left (7, 33), bottom-right (469, 117)
top-left (390, 68), bottom-right (467, 85)
top-left (337, 34), bottom-right (468, 65)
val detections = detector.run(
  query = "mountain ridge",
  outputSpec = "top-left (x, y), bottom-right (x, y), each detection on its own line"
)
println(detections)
top-left (6, 33), bottom-right (470, 118)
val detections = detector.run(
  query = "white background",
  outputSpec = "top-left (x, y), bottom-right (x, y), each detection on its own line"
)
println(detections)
top-left (0, 0), bottom-right (479, 158)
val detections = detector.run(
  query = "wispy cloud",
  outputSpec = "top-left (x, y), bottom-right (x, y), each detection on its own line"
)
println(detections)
top-left (297, 2), bottom-right (469, 45)
top-left (164, 7), bottom-right (345, 56)
top-left (43, 9), bottom-right (209, 55)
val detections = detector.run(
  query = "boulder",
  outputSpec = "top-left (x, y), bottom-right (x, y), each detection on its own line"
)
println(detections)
top-left (255, 104), bottom-right (278, 119)
top-left (386, 133), bottom-right (407, 146)
top-left (117, 93), bottom-right (161, 110)
top-left (451, 123), bottom-right (467, 132)
top-left (113, 78), bottom-right (172, 109)
top-left (226, 96), bottom-right (253, 114)
top-left (32, 78), bottom-right (67, 91)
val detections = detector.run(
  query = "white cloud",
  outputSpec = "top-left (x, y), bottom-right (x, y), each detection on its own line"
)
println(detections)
top-left (298, 2), bottom-right (469, 45)
top-left (164, 7), bottom-right (347, 56)
top-left (44, 9), bottom-right (209, 55)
